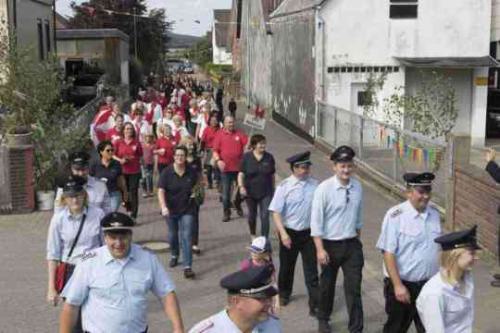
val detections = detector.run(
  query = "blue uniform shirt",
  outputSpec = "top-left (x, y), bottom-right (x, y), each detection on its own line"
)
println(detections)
top-left (54, 176), bottom-right (112, 215)
top-left (46, 206), bottom-right (104, 265)
top-left (268, 175), bottom-right (319, 231)
top-left (376, 200), bottom-right (441, 282)
top-left (62, 244), bottom-right (176, 333)
top-left (310, 176), bottom-right (363, 240)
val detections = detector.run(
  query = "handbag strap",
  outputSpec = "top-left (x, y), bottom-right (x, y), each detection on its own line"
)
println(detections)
top-left (65, 213), bottom-right (87, 262)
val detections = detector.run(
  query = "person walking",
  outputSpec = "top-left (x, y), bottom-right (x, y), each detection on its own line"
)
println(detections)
top-left (200, 113), bottom-right (221, 189)
top-left (484, 148), bottom-right (500, 288)
top-left (90, 140), bottom-right (127, 212)
top-left (237, 134), bottom-right (275, 238)
top-left (213, 115), bottom-right (248, 222)
top-left (59, 212), bottom-right (185, 333)
top-left (155, 124), bottom-right (175, 174)
top-left (54, 152), bottom-right (111, 215)
top-left (158, 146), bottom-right (198, 279)
top-left (416, 226), bottom-right (480, 333)
top-left (114, 122), bottom-right (143, 219)
top-left (268, 151), bottom-right (319, 316)
top-left (311, 146), bottom-right (364, 333)
top-left (376, 172), bottom-right (441, 333)
top-left (228, 97), bottom-right (237, 118)
top-left (181, 136), bottom-right (204, 255)
top-left (141, 133), bottom-right (156, 198)
top-left (47, 176), bottom-right (105, 333)
top-left (189, 265), bottom-right (281, 333)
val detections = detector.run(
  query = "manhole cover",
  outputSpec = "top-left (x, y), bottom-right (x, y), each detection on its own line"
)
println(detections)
top-left (141, 241), bottom-right (170, 253)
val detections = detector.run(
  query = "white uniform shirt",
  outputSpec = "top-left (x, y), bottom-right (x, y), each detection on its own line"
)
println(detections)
top-left (62, 244), bottom-right (176, 333)
top-left (416, 271), bottom-right (474, 333)
top-left (189, 309), bottom-right (282, 333)
top-left (54, 176), bottom-right (112, 215)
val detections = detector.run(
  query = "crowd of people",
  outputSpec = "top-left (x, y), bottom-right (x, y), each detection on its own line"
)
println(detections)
top-left (45, 73), bottom-right (484, 333)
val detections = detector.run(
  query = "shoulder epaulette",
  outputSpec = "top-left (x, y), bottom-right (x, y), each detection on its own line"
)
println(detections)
top-left (268, 313), bottom-right (280, 320)
top-left (390, 208), bottom-right (403, 218)
top-left (191, 320), bottom-right (214, 333)
top-left (81, 251), bottom-right (97, 261)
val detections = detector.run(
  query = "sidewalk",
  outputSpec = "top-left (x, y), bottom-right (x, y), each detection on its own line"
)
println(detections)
top-left (0, 106), bottom-right (498, 332)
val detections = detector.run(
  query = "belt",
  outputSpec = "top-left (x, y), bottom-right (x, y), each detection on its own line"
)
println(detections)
top-left (324, 237), bottom-right (358, 244)
top-left (85, 329), bottom-right (147, 333)
top-left (384, 277), bottom-right (428, 287)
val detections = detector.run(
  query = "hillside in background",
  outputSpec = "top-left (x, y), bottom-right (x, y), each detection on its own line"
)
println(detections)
top-left (168, 32), bottom-right (203, 49)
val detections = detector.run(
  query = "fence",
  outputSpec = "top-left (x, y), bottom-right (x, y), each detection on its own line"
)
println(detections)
top-left (316, 101), bottom-right (448, 207)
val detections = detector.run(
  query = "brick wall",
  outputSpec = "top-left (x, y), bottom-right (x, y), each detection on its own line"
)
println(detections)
top-left (8, 146), bottom-right (35, 213)
top-left (453, 165), bottom-right (500, 260)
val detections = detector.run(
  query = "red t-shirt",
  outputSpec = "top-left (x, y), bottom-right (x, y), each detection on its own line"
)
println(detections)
top-left (142, 142), bottom-right (155, 165)
top-left (213, 129), bottom-right (248, 172)
top-left (114, 138), bottom-right (143, 174)
top-left (201, 126), bottom-right (219, 149)
top-left (155, 137), bottom-right (174, 165)
top-left (106, 127), bottom-right (122, 145)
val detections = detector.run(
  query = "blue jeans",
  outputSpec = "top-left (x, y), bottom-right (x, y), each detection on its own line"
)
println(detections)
top-left (109, 191), bottom-right (122, 212)
top-left (141, 164), bottom-right (154, 193)
top-left (167, 214), bottom-right (194, 268)
top-left (221, 171), bottom-right (242, 211)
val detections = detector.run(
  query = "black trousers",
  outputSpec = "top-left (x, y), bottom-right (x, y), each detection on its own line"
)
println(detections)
top-left (318, 238), bottom-right (364, 333)
top-left (246, 195), bottom-right (272, 238)
top-left (383, 278), bottom-right (426, 333)
top-left (124, 173), bottom-right (141, 218)
top-left (278, 228), bottom-right (319, 310)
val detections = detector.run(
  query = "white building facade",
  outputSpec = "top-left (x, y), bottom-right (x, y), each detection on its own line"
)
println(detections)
top-left (315, 0), bottom-right (495, 146)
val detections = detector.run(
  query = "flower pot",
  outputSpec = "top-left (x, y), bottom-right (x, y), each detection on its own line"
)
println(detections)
top-left (5, 132), bottom-right (32, 146)
top-left (36, 190), bottom-right (55, 211)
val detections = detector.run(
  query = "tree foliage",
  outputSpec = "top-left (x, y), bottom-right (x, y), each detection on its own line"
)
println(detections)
top-left (68, 0), bottom-right (170, 73)
top-left (186, 36), bottom-right (212, 67)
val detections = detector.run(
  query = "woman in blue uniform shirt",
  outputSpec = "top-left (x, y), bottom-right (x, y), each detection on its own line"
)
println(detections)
top-left (46, 176), bottom-right (105, 306)
top-left (416, 226), bottom-right (480, 333)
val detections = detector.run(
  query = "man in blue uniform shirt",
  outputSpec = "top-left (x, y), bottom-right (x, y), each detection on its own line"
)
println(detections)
top-left (311, 146), bottom-right (364, 333)
top-left (376, 172), bottom-right (441, 333)
top-left (189, 265), bottom-right (281, 333)
top-left (55, 151), bottom-right (112, 215)
top-left (269, 151), bottom-right (319, 315)
top-left (59, 212), bottom-right (185, 333)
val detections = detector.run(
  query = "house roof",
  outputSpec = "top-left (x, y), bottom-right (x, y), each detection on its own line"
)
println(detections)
top-left (395, 56), bottom-right (499, 68)
top-left (213, 9), bottom-right (232, 48)
top-left (55, 12), bottom-right (70, 29)
top-left (270, 0), bottom-right (320, 18)
top-left (56, 29), bottom-right (130, 42)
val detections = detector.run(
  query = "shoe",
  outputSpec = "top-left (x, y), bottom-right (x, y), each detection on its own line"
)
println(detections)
top-left (169, 257), bottom-right (178, 268)
top-left (234, 202), bottom-right (244, 217)
top-left (279, 297), bottom-right (290, 307)
top-left (309, 307), bottom-right (318, 317)
top-left (192, 245), bottom-right (201, 255)
top-left (318, 320), bottom-right (331, 333)
top-left (491, 279), bottom-right (500, 287)
top-left (184, 268), bottom-right (195, 279)
top-left (493, 273), bottom-right (500, 280)
top-left (222, 209), bottom-right (231, 222)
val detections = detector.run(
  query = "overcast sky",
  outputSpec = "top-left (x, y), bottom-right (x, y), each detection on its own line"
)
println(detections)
top-left (56, 0), bottom-right (232, 36)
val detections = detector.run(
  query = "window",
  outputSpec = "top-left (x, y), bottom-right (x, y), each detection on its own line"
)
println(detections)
top-left (357, 91), bottom-right (373, 106)
top-left (45, 20), bottom-right (51, 53)
top-left (37, 19), bottom-right (44, 60)
top-left (390, 0), bottom-right (418, 19)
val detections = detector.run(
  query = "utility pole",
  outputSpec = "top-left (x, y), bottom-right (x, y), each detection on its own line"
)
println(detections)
top-left (133, 7), bottom-right (138, 59)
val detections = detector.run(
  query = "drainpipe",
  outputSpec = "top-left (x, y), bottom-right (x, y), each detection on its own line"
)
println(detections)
top-left (315, 5), bottom-right (325, 139)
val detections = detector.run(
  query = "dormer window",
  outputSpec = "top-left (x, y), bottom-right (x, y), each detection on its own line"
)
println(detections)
top-left (390, 0), bottom-right (418, 19)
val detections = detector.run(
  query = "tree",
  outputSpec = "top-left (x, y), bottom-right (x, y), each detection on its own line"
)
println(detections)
top-left (187, 36), bottom-right (212, 67)
top-left (69, 0), bottom-right (171, 73)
